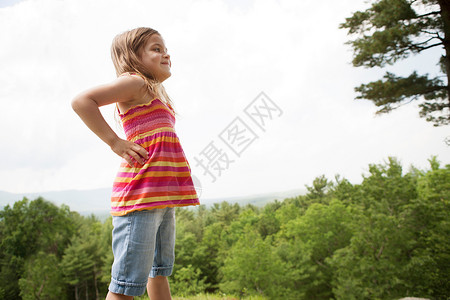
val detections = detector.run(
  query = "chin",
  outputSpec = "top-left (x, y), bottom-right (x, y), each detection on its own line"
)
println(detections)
top-left (159, 74), bottom-right (171, 83)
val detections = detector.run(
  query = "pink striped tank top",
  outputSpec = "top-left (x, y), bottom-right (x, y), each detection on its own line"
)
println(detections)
top-left (111, 96), bottom-right (200, 216)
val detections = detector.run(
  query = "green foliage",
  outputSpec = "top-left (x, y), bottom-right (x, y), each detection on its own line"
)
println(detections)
top-left (278, 200), bottom-right (354, 299)
top-left (1, 156), bottom-right (448, 299)
top-left (220, 229), bottom-right (288, 299)
top-left (305, 175), bottom-right (333, 203)
top-left (355, 71), bottom-right (446, 115)
top-left (171, 264), bottom-right (209, 296)
top-left (341, 0), bottom-right (449, 126)
top-left (19, 252), bottom-right (66, 300)
top-left (328, 157), bottom-right (449, 299)
top-left (135, 294), bottom-right (268, 300)
top-left (100, 217), bottom-right (114, 285)
top-left (0, 198), bottom-right (75, 299)
top-left (60, 215), bottom-right (109, 299)
top-left (406, 162), bottom-right (450, 297)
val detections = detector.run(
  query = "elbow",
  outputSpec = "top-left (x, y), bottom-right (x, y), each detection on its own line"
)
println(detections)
top-left (71, 93), bottom-right (93, 114)
top-left (71, 97), bottom-right (81, 113)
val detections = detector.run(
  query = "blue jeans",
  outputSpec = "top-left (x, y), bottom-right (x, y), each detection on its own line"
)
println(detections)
top-left (108, 207), bottom-right (176, 296)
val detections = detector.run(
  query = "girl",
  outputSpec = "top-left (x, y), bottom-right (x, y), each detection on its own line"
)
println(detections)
top-left (71, 27), bottom-right (200, 300)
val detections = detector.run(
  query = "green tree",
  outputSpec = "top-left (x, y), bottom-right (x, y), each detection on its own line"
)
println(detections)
top-left (195, 202), bottom-right (242, 293)
top-left (0, 198), bottom-right (75, 299)
top-left (61, 240), bottom-right (94, 300)
top-left (220, 228), bottom-right (288, 299)
top-left (277, 199), bottom-right (354, 299)
top-left (210, 201), bottom-right (241, 225)
top-left (171, 264), bottom-right (209, 296)
top-left (256, 201), bottom-right (281, 239)
top-left (341, 0), bottom-right (450, 126)
top-left (19, 251), bottom-right (66, 300)
top-left (401, 158), bottom-right (450, 298)
top-left (100, 217), bottom-right (114, 286)
top-left (305, 175), bottom-right (333, 203)
top-left (328, 157), bottom-right (449, 299)
top-left (172, 211), bottom-right (209, 294)
top-left (355, 157), bottom-right (418, 212)
top-left (329, 205), bottom-right (412, 299)
top-left (198, 221), bottom-right (225, 291)
top-left (274, 195), bottom-right (308, 224)
top-left (61, 215), bottom-right (107, 300)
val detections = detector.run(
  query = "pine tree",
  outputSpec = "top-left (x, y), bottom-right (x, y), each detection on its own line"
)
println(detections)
top-left (341, 0), bottom-right (450, 126)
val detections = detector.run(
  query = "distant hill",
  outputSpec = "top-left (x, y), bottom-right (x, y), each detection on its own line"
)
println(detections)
top-left (0, 188), bottom-right (112, 215)
top-left (199, 188), bottom-right (307, 207)
top-left (0, 187), bottom-right (306, 217)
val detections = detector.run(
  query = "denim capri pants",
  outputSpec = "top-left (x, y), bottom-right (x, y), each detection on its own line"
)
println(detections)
top-left (108, 207), bottom-right (175, 296)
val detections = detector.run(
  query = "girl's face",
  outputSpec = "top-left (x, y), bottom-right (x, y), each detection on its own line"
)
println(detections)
top-left (139, 34), bottom-right (171, 82)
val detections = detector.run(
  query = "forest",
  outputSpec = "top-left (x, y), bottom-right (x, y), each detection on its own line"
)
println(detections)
top-left (0, 157), bottom-right (448, 300)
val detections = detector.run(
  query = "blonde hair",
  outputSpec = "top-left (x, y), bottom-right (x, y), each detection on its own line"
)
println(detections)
top-left (111, 27), bottom-right (175, 112)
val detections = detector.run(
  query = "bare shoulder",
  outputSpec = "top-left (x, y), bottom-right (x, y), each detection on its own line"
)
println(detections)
top-left (118, 72), bottom-right (145, 83)
top-left (115, 73), bottom-right (155, 101)
top-left (115, 72), bottom-right (147, 92)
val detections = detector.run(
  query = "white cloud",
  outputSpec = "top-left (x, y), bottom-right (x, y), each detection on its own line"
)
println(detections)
top-left (0, 0), bottom-right (448, 199)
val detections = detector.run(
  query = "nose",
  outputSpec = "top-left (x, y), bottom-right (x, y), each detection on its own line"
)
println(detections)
top-left (164, 53), bottom-right (171, 67)
top-left (164, 52), bottom-right (170, 62)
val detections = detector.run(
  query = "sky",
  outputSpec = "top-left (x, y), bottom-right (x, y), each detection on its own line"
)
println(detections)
top-left (0, 0), bottom-right (448, 200)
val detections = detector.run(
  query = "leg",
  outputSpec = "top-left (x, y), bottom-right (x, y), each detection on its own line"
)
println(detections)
top-left (147, 276), bottom-right (172, 300)
top-left (106, 291), bottom-right (133, 300)
top-left (109, 211), bottom-right (164, 298)
top-left (147, 208), bottom-right (175, 300)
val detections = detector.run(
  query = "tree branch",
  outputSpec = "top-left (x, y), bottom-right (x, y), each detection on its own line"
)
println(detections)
top-left (37, 275), bottom-right (48, 298)
top-left (376, 98), bottom-right (415, 114)
top-left (387, 40), bottom-right (442, 59)
top-left (409, 42), bottom-right (443, 52)
top-left (376, 243), bottom-right (385, 260)
top-left (420, 30), bottom-right (445, 41)
top-left (415, 36), bottom-right (441, 46)
top-left (314, 259), bottom-right (328, 269)
top-left (415, 11), bottom-right (441, 19)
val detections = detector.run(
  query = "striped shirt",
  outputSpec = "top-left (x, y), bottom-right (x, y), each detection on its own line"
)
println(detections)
top-left (111, 96), bottom-right (199, 216)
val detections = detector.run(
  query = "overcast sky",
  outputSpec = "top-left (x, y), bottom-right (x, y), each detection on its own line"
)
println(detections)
top-left (0, 0), bottom-right (448, 200)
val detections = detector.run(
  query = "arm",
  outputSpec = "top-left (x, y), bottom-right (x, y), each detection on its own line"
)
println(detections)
top-left (71, 75), bottom-right (149, 166)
